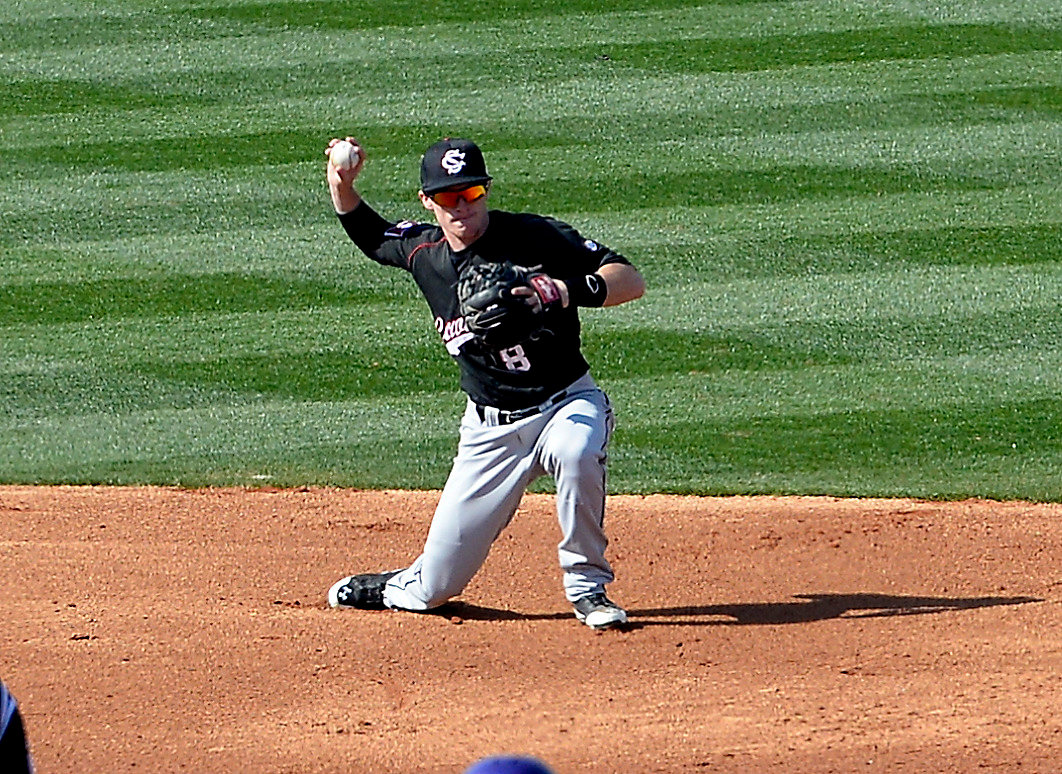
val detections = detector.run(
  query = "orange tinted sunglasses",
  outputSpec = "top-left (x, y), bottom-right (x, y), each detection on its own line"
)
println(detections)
top-left (428, 184), bottom-right (487, 208)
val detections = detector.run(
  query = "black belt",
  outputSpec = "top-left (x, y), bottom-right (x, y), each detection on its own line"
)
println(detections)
top-left (476, 390), bottom-right (569, 425)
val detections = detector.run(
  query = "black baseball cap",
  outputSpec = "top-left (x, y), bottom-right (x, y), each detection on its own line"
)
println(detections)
top-left (420, 138), bottom-right (492, 194)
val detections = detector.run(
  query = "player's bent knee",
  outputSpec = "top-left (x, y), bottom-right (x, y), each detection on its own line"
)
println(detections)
top-left (552, 444), bottom-right (607, 479)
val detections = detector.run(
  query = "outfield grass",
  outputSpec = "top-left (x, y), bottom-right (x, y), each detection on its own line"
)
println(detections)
top-left (3, 0), bottom-right (1062, 499)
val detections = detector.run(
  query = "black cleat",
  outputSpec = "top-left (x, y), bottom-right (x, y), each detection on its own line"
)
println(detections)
top-left (327, 571), bottom-right (400, 610)
top-left (572, 593), bottom-right (628, 630)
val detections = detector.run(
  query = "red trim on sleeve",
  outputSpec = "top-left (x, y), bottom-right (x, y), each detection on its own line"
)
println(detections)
top-left (406, 237), bottom-right (447, 269)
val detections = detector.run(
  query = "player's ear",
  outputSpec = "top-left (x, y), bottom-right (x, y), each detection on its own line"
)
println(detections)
top-left (418, 190), bottom-right (435, 211)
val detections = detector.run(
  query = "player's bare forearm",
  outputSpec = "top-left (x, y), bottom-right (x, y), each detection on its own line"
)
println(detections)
top-left (330, 178), bottom-right (361, 214)
top-left (598, 263), bottom-right (646, 307)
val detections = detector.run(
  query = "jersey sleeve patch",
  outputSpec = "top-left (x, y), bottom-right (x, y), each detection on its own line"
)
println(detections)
top-left (384, 220), bottom-right (426, 238)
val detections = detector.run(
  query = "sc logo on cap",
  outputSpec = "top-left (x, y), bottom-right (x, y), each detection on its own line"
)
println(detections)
top-left (441, 149), bottom-right (467, 175)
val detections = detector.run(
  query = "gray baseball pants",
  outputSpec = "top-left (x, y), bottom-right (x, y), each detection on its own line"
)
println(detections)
top-left (382, 372), bottom-right (616, 610)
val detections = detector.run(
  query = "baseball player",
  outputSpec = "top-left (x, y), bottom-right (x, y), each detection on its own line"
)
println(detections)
top-left (1, 680), bottom-right (34, 774)
top-left (464, 755), bottom-right (556, 774)
top-left (324, 136), bottom-right (645, 629)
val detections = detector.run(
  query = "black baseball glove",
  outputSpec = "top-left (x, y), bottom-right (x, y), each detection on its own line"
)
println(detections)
top-left (456, 261), bottom-right (563, 349)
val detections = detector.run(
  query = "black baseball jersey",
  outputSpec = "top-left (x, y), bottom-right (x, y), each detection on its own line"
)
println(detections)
top-left (338, 202), bottom-right (632, 410)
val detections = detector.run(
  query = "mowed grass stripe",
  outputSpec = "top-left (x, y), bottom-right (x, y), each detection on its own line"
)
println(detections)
top-left (631, 223), bottom-right (1062, 288)
top-left (7, 348), bottom-right (1062, 494)
top-left (4, 177), bottom-right (1060, 287)
top-left (2, 298), bottom-right (432, 357)
top-left (613, 413), bottom-right (1062, 501)
top-left (11, 0), bottom-right (1055, 80)
top-left (6, 48), bottom-right (1061, 152)
top-left (5, 114), bottom-right (1060, 248)
top-left (613, 353), bottom-right (1062, 427)
top-left (611, 350), bottom-right (1062, 501)
top-left (1, 0), bottom-right (739, 48)
top-left (6, 30), bottom-right (1062, 119)
top-left (8, 82), bottom-right (1062, 179)
top-left (4, 162), bottom-right (1054, 249)
top-left (8, 101), bottom-right (1062, 179)
top-left (5, 179), bottom-right (1061, 332)
top-left (573, 182), bottom-right (1062, 253)
top-left (0, 395), bottom-right (466, 488)
top-left (5, 1), bottom-right (1061, 122)
top-left (0, 223), bottom-right (381, 282)
top-left (583, 262), bottom-right (1062, 387)
top-left (8, 352), bottom-right (1062, 495)
top-left (7, 260), bottom-right (1062, 412)
top-left (612, 261), bottom-right (1062, 330)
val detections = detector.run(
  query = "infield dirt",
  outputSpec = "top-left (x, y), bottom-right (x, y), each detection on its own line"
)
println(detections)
top-left (2, 486), bottom-right (1060, 773)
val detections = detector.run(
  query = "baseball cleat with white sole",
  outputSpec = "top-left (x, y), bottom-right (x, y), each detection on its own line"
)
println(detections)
top-left (572, 593), bottom-right (628, 630)
top-left (328, 571), bottom-right (400, 610)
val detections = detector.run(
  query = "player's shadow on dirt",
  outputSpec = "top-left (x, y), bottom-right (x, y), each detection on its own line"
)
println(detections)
top-left (433, 592), bottom-right (1041, 627)
top-left (629, 592), bottom-right (1042, 627)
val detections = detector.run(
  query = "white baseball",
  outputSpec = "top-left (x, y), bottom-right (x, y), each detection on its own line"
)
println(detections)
top-left (330, 140), bottom-right (360, 170)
